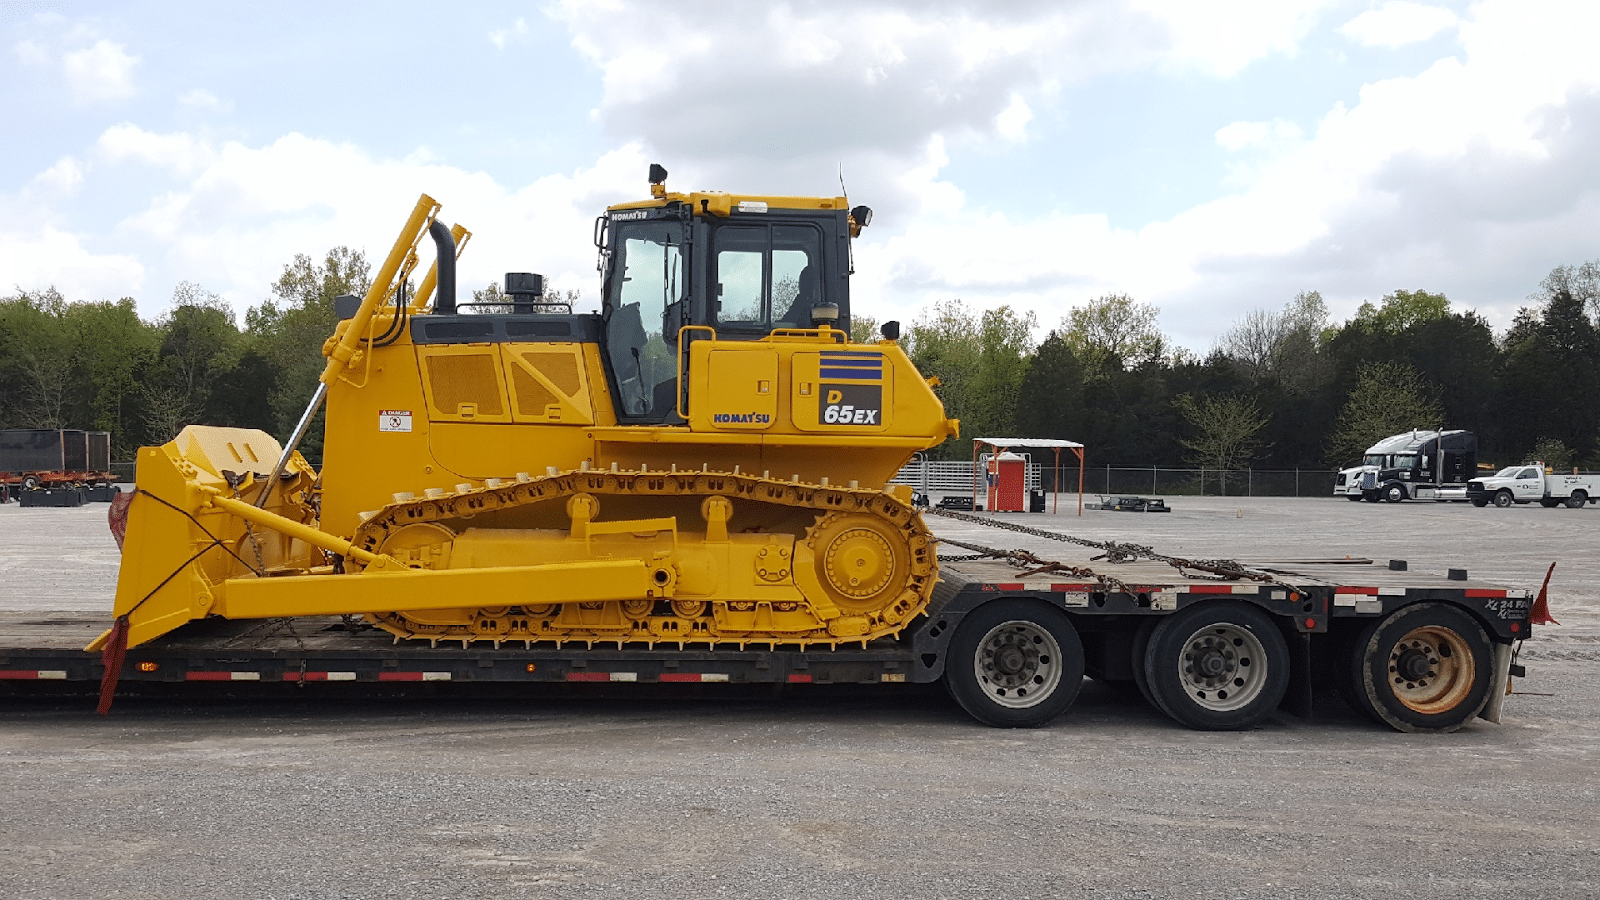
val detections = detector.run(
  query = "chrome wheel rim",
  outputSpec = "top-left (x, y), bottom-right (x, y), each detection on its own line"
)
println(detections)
top-left (1175, 623), bottom-right (1268, 712)
top-left (973, 620), bottom-right (1062, 709)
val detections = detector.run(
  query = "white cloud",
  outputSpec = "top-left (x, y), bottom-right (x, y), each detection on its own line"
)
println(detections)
top-left (848, 0), bottom-right (1600, 348)
top-left (1340, 2), bottom-right (1459, 49)
top-left (1215, 118), bottom-right (1305, 151)
top-left (31, 156), bottom-right (84, 193)
top-left (489, 17), bottom-right (529, 50)
top-left (62, 38), bottom-right (138, 101)
top-left (550, 0), bottom-right (1333, 190)
top-left (97, 124), bottom-right (217, 177)
top-left (0, 224), bottom-right (144, 301)
top-left (178, 88), bottom-right (231, 113)
top-left (995, 93), bottom-right (1033, 142)
top-left (80, 126), bottom-right (648, 317)
top-left (13, 38), bottom-right (50, 66)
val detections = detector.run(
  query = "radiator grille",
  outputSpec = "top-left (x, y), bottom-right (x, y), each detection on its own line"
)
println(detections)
top-left (425, 354), bottom-right (504, 416)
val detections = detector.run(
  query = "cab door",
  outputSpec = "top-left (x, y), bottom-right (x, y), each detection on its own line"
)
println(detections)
top-left (1513, 467), bottom-right (1543, 500)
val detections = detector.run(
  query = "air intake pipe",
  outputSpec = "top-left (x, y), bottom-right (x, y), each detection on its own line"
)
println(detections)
top-left (429, 219), bottom-right (457, 314)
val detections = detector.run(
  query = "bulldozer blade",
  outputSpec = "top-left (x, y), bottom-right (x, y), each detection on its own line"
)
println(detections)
top-left (89, 426), bottom-right (320, 651)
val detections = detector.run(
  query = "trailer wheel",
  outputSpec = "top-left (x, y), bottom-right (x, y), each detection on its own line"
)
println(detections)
top-left (1382, 484), bottom-right (1406, 503)
top-left (1469, 497), bottom-right (1488, 508)
top-left (21, 475), bottom-right (39, 491)
top-left (1142, 601), bottom-right (1290, 731)
top-left (1129, 617), bottom-right (1162, 712)
top-left (1567, 490), bottom-right (1589, 509)
top-left (1345, 602), bottom-right (1493, 733)
top-left (1492, 490), bottom-right (1515, 508)
top-left (946, 599), bottom-right (1084, 728)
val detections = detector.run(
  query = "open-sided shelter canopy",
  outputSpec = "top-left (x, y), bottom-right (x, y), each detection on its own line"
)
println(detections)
top-left (971, 438), bottom-right (1087, 515)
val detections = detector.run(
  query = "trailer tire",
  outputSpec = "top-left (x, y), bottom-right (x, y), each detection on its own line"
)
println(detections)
top-left (1568, 491), bottom-right (1588, 509)
top-left (945, 599), bottom-right (1085, 728)
top-left (1492, 490), bottom-right (1515, 508)
top-left (1129, 617), bottom-right (1161, 711)
top-left (1345, 602), bottom-right (1493, 733)
top-left (1142, 601), bottom-right (1290, 731)
top-left (1469, 497), bottom-right (1488, 508)
top-left (1383, 484), bottom-right (1406, 503)
top-left (21, 475), bottom-right (39, 491)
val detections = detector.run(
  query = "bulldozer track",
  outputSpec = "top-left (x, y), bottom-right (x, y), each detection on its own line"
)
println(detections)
top-left (346, 467), bottom-right (937, 649)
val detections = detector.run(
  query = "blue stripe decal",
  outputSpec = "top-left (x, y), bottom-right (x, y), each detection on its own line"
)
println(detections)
top-left (820, 368), bottom-right (880, 380)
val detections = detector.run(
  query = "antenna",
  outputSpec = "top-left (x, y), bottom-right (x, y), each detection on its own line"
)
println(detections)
top-left (838, 162), bottom-right (849, 205)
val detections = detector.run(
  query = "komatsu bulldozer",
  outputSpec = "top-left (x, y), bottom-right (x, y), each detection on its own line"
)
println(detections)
top-left (94, 165), bottom-right (958, 655)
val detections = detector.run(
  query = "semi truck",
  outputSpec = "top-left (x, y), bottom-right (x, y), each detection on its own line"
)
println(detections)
top-left (1333, 429), bottom-right (1477, 502)
top-left (1467, 464), bottom-right (1599, 508)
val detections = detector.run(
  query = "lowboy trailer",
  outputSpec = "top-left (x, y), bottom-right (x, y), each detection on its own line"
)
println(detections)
top-left (0, 548), bottom-right (1540, 734)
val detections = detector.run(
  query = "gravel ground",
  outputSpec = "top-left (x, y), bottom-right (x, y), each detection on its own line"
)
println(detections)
top-left (0, 494), bottom-right (1596, 899)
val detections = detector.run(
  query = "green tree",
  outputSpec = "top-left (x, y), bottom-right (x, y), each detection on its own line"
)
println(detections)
top-left (903, 300), bottom-right (981, 459)
top-left (1216, 290), bottom-right (1329, 396)
top-left (1348, 288), bottom-right (1451, 335)
top-left (0, 288), bottom-right (73, 428)
top-left (964, 306), bottom-right (1037, 442)
top-left (244, 247), bottom-right (372, 455)
top-left (1536, 260), bottom-right (1600, 323)
top-left (61, 298), bottom-right (159, 452)
top-left (1498, 290), bottom-right (1600, 463)
top-left (1173, 392), bottom-right (1271, 494)
top-left (1060, 293), bottom-right (1164, 373)
top-left (141, 286), bottom-right (240, 441)
top-left (1325, 361), bottom-right (1444, 464)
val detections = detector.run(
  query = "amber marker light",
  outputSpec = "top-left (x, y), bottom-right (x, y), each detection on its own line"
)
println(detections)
top-left (526, 663), bottom-right (537, 673)
top-left (137, 661), bottom-right (159, 672)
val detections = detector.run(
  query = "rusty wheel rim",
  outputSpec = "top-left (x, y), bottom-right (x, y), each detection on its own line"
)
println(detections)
top-left (1388, 625), bottom-right (1475, 714)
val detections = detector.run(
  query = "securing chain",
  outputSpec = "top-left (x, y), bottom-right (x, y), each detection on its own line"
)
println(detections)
top-left (923, 504), bottom-right (1294, 589)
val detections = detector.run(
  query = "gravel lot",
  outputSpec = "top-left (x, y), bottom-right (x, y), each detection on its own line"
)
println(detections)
top-left (1, 494), bottom-right (1596, 899)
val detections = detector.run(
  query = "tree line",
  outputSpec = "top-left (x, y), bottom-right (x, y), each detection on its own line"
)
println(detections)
top-left (898, 261), bottom-right (1600, 473)
top-left (3, 249), bottom-right (1597, 472)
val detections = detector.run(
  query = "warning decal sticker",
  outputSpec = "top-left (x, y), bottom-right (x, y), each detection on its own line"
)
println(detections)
top-left (379, 410), bottom-right (413, 433)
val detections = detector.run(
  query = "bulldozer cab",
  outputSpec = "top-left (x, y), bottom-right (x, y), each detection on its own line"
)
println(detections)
top-left (597, 168), bottom-right (856, 424)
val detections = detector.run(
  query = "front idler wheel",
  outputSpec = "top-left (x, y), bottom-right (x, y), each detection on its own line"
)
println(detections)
top-left (1143, 601), bottom-right (1290, 730)
top-left (946, 599), bottom-right (1084, 727)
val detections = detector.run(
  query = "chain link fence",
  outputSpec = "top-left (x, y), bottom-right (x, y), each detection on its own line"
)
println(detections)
top-left (893, 459), bottom-right (1338, 498)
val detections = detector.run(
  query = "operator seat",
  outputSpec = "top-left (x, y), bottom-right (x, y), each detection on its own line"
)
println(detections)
top-left (778, 265), bottom-right (819, 327)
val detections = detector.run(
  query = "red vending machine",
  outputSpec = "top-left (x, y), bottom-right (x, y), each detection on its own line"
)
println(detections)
top-left (986, 451), bottom-right (1027, 511)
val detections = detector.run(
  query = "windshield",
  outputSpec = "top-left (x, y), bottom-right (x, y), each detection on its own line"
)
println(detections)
top-left (1493, 466), bottom-right (1521, 477)
top-left (604, 218), bottom-right (684, 419)
top-left (1362, 454), bottom-right (1388, 467)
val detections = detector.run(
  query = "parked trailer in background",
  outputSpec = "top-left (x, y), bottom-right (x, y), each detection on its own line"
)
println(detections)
top-left (1467, 464), bottom-right (1599, 509)
top-left (0, 429), bottom-right (115, 492)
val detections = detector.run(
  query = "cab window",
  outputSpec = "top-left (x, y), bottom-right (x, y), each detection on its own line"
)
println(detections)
top-left (1518, 468), bottom-right (1540, 480)
top-left (713, 223), bottom-right (823, 333)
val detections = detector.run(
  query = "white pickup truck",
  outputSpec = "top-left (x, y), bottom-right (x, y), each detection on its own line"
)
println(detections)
top-left (1466, 465), bottom-right (1599, 508)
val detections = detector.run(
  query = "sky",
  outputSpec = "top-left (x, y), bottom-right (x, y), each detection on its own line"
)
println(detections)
top-left (4, 0), bottom-right (1599, 353)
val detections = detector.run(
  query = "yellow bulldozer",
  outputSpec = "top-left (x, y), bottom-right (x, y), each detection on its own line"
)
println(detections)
top-left (94, 165), bottom-right (958, 656)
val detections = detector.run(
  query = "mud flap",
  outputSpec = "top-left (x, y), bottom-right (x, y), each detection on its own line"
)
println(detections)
top-left (1479, 641), bottom-right (1514, 724)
